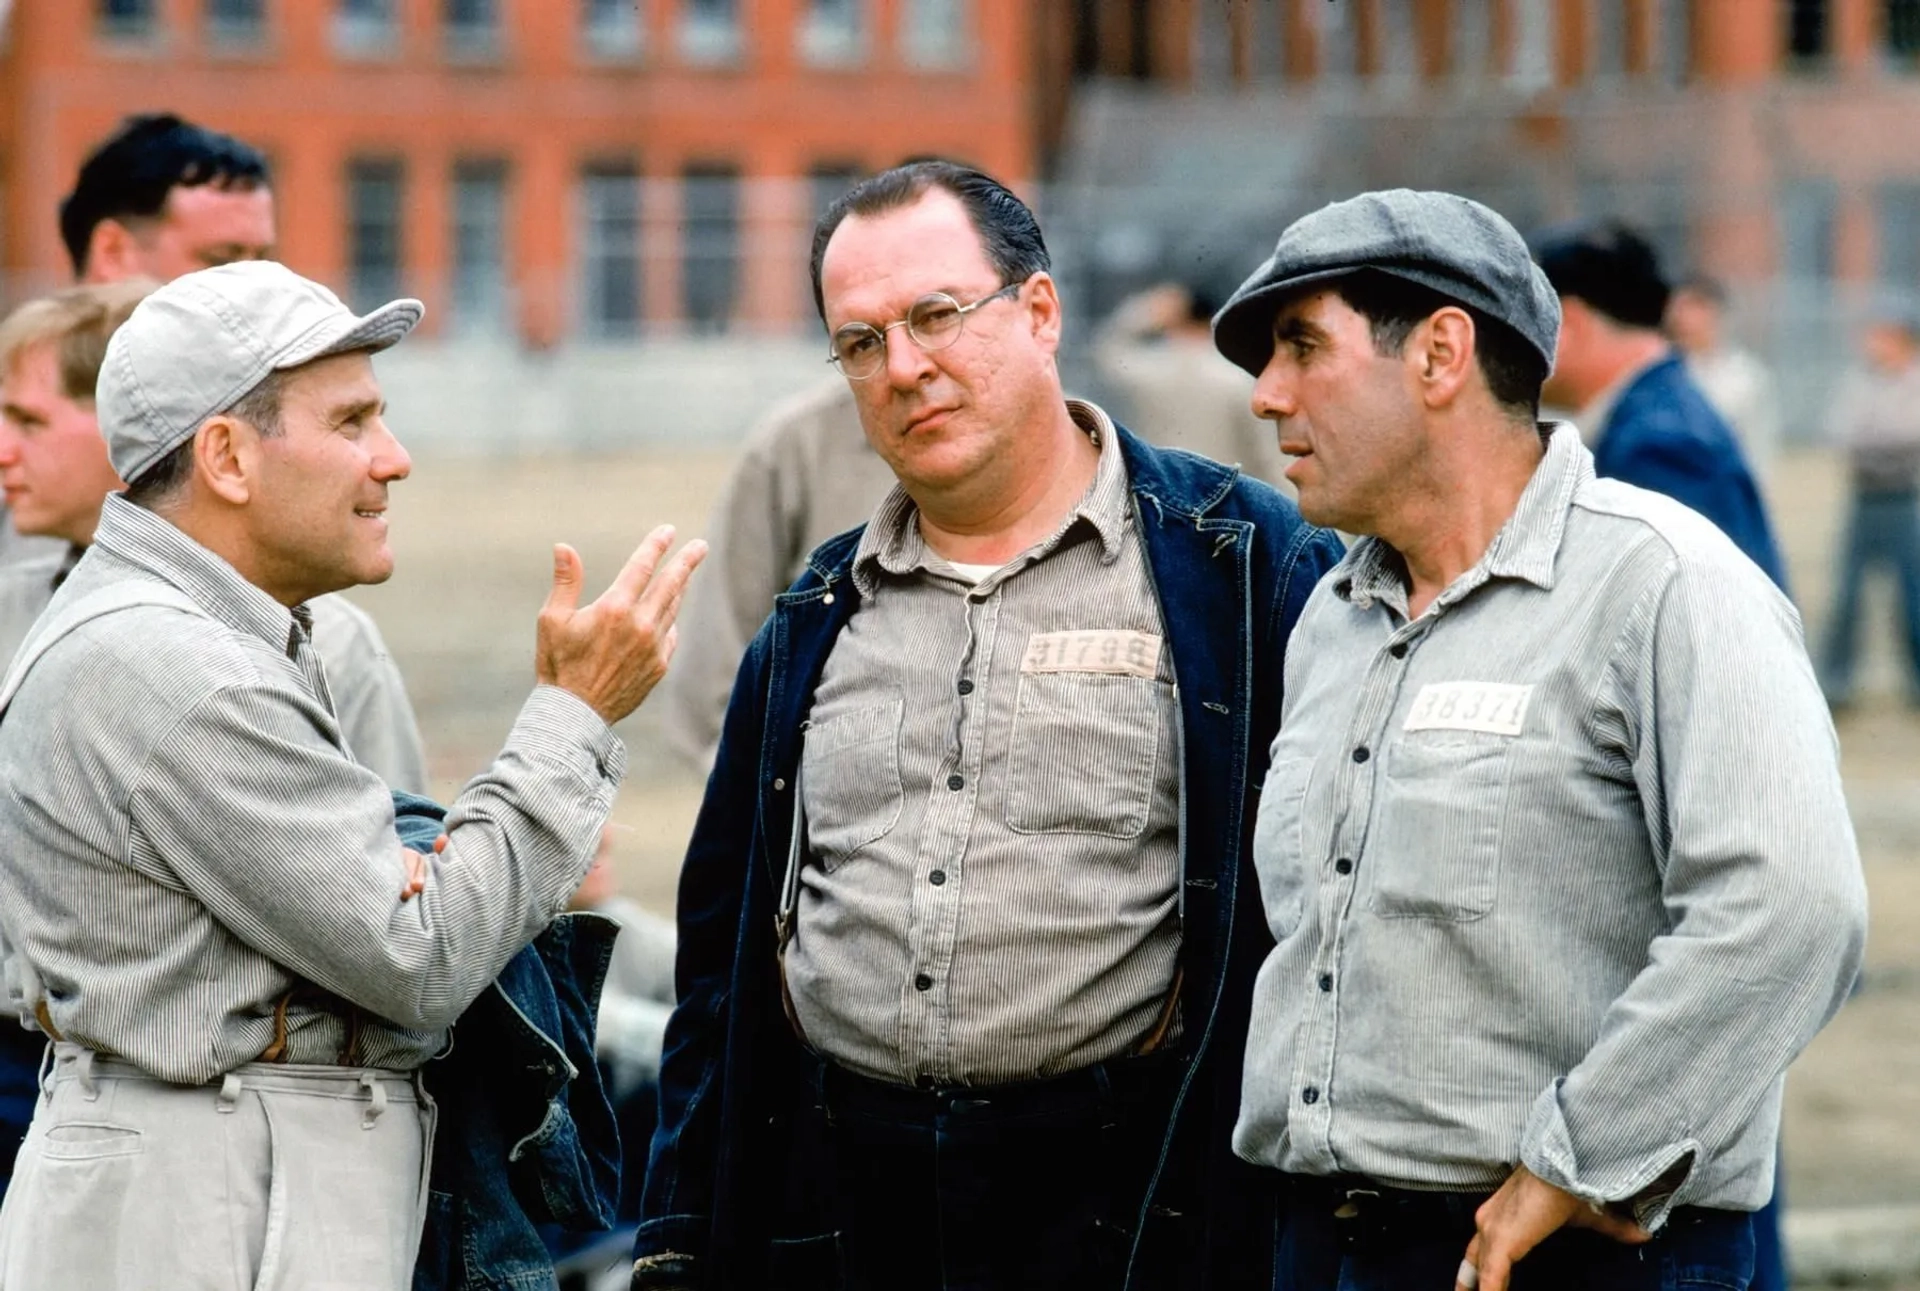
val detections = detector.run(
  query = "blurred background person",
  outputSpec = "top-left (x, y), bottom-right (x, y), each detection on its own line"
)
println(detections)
top-left (1535, 220), bottom-right (1786, 591)
top-left (1817, 309), bottom-right (1920, 711)
top-left (54, 111), bottom-right (426, 793)
top-left (1666, 273), bottom-right (1782, 483)
top-left (655, 375), bottom-right (893, 771)
top-left (1092, 279), bottom-right (1292, 492)
top-left (0, 278), bottom-right (152, 1202)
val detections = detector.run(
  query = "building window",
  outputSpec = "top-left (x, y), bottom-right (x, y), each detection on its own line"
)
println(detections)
top-left (1453, 0), bottom-right (1496, 79)
top-left (1786, 0), bottom-right (1829, 65)
top-left (582, 0), bottom-right (642, 60)
top-left (1312, 0), bottom-right (1359, 79)
top-left (809, 163), bottom-right (861, 226)
top-left (903, 0), bottom-right (970, 68)
top-left (452, 160), bottom-right (509, 337)
top-left (800, 0), bottom-right (865, 66)
top-left (97, 0), bottom-right (158, 42)
top-left (1878, 183), bottom-right (1920, 291)
top-left (206, 0), bottom-right (267, 49)
top-left (1590, 0), bottom-right (1628, 77)
top-left (445, 0), bottom-right (502, 60)
top-left (1377, 0), bottom-right (1418, 82)
top-left (1780, 178), bottom-right (1838, 288)
top-left (1659, 0), bottom-right (1692, 84)
top-left (683, 165), bottom-right (739, 334)
top-left (1509, 0), bottom-right (1555, 87)
top-left (347, 159), bottom-right (406, 310)
top-left (679, 0), bottom-right (740, 64)
top-left (580, 163), bottom-right (641, 338)
top-left (1889, 0), bottom-right (1920, 60)
top-left (333, 0), bottom-right (398, 56)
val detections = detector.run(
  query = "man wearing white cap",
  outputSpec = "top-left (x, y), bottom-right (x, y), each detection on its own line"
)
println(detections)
top-left (0, 261), bottom-right (704, 1288)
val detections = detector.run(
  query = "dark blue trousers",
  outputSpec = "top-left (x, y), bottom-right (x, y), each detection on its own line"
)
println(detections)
top-left (803, 1055), bottom-right (1176, 1291)
top-left (1275, 1176), bottom-right (1754, 1291)
top-left (0, 1028), bottom-right (41, 1201)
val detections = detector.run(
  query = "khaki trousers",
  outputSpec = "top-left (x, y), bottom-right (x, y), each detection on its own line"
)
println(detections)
top-left (0, 1043), bottom-right (435, 1291)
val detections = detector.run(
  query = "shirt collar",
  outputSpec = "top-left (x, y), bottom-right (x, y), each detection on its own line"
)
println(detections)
top-left (1574, 348), bottom-right (1670, 445)
top-left (852, 399), bottom-right (1131, 597)
top-left (90, 494), bottom-right (312, 658)
top-left (1333, 422), bottom-right (1592, 614)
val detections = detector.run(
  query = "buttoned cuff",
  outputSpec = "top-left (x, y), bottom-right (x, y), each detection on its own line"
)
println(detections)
top-left (514, 685), bottom-right (629, 786)
top-left (631, 1214), bottom-right (708, 1264)
top-left (1520, 1078), bottom-right (1699, 1232)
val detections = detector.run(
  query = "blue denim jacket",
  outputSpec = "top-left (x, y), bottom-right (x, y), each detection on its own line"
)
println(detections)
top-left (634, 429), bottom-right (1343, 1290)
top-left (1593, 354), bottom-right (1788, 590)
top-left (394, 793), bottom-right (624, 1291)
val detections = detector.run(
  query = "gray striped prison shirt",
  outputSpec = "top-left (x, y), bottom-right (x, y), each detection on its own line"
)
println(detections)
top-left (1236, 423), bottom-right (1866, 1227)
top-left (0, 494), bottom-right (624, 1084)
top-left (0, 541), bottom-right (428, 794)
top-left (785, 400), bottom-right (1183, 1087)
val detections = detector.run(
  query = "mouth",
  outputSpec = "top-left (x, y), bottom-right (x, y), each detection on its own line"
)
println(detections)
top-left (903, 407), bottom-right (957, 435)
top-left (353, 507), bottom-right (387, 524)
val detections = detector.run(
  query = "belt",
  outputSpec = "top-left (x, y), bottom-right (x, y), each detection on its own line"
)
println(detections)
top-left (816, 1051), bottom-right (1181, 1128)
top-left (1285, 1174), bottom-right (1489, 1252)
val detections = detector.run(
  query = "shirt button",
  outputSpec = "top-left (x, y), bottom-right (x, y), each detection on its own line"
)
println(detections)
top-left (947, 774), bottom-right (965, 791)
top-left (1352, 746), bottom-right (1370, 764)
top-left (1334, 857), bottom-right (1354, 875)
top-left (929, 870), bottom-right (947, 886)
top-left (1389, 643), bottom-right (1407, 659)
top-left (914, 973), bottom-right (934, 992)
top-left (957, 679), bottom-right (975, 696)
top-left (772, 777), bottom-right (787, 791)
top-left (1318, 973), bottom-right (1334, 992)
top-left (1301, 1086), bottom-right (1320, 1105)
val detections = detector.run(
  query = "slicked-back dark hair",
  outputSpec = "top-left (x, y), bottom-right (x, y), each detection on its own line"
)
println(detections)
top-left (1332, 269), bottom-right (1548, 420)
top-left (808, 160), bottom-right (1049, 323)
top-left (60, 113), bottom-right (271, 276)
top-left (1533, 219), bottom-right (1670, 331)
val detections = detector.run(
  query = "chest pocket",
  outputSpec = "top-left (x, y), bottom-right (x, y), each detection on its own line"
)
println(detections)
top-left (801, 696), bottom-right (905, 872)
top-left (1005, 673), bottom-right (1168, 839)
top-left (1365, 734), bottom-right (1513, 921)
top-left (1252, 756), bottom-right (1313, 939)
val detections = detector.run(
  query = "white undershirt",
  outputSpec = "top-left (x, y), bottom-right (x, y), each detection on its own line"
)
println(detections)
top-left (945, 561), bottom-right (1003, 585)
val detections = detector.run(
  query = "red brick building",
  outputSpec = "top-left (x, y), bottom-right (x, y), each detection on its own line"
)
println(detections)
top-left (0, 0), bottom-right (1037, 342)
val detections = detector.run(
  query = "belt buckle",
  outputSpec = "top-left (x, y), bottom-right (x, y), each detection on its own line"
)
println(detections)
top-left (1333, 1186), bottom-right (1381, 1254)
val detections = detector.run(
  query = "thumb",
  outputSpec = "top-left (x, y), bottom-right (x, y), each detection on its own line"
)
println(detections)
top-left (543, 543), bottom-right (584, 618)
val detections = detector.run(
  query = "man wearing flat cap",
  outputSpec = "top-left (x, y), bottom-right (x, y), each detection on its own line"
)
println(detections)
top-left (1213, 189), bottom-right (1865, 1291)
top-left (0, 261), bottom-right (703, 1288)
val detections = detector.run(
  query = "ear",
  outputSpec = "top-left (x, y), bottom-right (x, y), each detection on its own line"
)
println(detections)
top-left (192, 416), bottom-right (261, 506)
top-left (82, 220), bottom-right (143, 284)
top-left (1022, 273), bottom-right (1065, 355)
top-left (1413, 306), bottom-right (1478, 411)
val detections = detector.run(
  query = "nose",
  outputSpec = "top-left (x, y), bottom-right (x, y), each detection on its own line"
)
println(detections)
top-left (0, 428), bottom-right (21, 468)
top-left (1250, 348), bottom-right (1298, 422)
top-left (368, 417), bottom-right (412, 483)
top-left (883, 322), bottom-right (936, 391)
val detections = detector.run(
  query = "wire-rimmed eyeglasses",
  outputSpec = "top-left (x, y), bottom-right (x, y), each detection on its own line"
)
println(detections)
top-left (827, 281), bottom-right (1025, 380)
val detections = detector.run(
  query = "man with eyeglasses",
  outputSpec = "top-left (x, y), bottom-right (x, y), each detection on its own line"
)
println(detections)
top-left (630, 160), bottom-right (1341, 1291)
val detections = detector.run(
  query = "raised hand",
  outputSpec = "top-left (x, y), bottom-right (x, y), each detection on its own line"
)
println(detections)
top-left (535, 525), bottom-right (708, 727)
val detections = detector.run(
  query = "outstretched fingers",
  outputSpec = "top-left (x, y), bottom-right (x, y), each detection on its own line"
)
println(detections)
top-left (602, 525), bottom-right (678, 610)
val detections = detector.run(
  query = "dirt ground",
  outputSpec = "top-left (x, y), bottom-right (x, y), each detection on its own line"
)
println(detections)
top-left (347, 442), bottom-right (1920, 1217)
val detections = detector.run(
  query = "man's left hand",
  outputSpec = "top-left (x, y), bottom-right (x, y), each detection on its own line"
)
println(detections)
top-left (1458, 1165), bottom-right (1649, 1291)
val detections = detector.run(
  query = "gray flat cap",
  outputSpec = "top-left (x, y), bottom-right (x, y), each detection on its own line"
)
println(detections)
top-left (1212, 188), bottom-right (1560, 378)
top-left (99, 261), bottom-right (422, 483)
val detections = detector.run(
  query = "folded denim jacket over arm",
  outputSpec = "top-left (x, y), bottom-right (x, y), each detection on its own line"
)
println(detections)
top-left (394, 792), bottom-right (624, 1291)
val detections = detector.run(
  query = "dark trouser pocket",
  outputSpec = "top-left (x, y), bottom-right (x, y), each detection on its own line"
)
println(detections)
top-left (768, 1230), bottom-right (845, 1291)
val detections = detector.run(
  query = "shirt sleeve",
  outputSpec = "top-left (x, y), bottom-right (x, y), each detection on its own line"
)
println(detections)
top-left (1518, 555), bottom-right (1867, 1228)
top-left (128, 681), bottom-right (624, 1032)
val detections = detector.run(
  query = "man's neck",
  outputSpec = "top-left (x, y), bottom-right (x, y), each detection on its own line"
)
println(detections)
top-left (913, 401), bottom-right (1102, 566)
top-left (1377, 421), bottom-right (1547, 620)
top-left (1573, 332), bottom-right (1670, 412)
